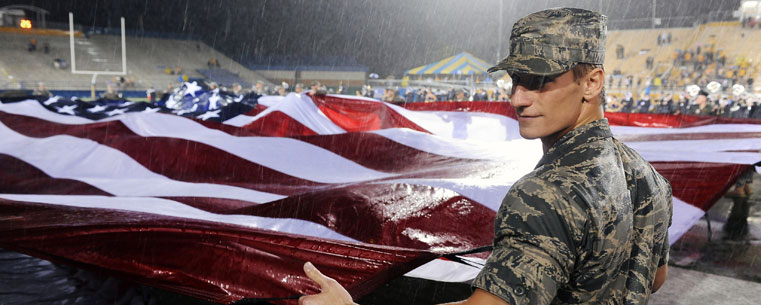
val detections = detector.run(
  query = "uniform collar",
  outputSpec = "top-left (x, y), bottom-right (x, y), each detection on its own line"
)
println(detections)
top-left (536, 119), bottom-right (613, 168)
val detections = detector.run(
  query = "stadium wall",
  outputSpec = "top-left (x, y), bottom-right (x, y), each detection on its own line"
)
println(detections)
top-left (253, 70), bottom-right (366, 87)
top-left (300, 70), bottom-right (366, 87)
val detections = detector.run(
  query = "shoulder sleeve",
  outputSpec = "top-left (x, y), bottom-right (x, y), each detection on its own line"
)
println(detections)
top-left (473, 176), bottom-right (585, 305)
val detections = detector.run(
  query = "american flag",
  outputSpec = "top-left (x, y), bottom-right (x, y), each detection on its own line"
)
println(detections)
top-left (1, 90), bottom-right (759, 304)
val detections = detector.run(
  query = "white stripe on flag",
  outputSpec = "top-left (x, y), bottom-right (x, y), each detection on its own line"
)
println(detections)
top-left (384, 102), bottom-right (523, 141)
top-left (0, 99), bottom-right (94, 124)
top-left (2, 101), bottom-right (396, 184)
top-left (0, 194), bottom-right (358, 242)
top-left (0, 120), bottom-right (285, 203)
top-left (119, 112), bottom-right (394, 183)
top-left (670, 197), bottom-right (706, 244)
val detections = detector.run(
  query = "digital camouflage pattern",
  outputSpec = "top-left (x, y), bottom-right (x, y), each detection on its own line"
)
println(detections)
top-left (488, 8), bottom-right (607, 75)
top-left (473, 119), bottom-right (672, 305)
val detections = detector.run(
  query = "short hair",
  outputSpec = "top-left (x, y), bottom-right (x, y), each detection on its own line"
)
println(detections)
top-left (571, 63), bottom-right (605, 102)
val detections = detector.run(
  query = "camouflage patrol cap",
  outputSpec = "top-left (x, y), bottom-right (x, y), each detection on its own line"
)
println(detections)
top-left (488, 8), bottom-right (607, 76)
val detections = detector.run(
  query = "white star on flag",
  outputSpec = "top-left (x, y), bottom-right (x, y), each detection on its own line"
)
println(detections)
top-left (56, 105), bottom-right (77, 115)
top-left (106, 108), bottom-right (127, 117)
top-left (142, 107), bottom-right (160, 113)
top-left (196, 110), bottom-right (220, 121)
top-left (119, 101), bottom-right (135, 107)
top-left (175, 104), bottom-right (198, 115)
top-left (88, 105), bottom-right (108, 113)
top-left (209, 94), bottom-right (221, 110)
top-left (184, 81), bottom-right (203, 97)
top-left (43, 96), bottom-right (62, 105)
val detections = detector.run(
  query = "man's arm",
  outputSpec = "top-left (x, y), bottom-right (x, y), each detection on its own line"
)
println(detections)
top-left (651, 264), bottom-right (668, 293)
top-left (298, 262), bottom-right (510, 305)
top-left (439, 288), bottom-right (509, 305)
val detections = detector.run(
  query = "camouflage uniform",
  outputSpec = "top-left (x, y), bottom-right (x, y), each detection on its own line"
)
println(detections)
top-left (475, 8), bottom-right (673, 305)
top-left (473, 119), bottom-right (672, 304)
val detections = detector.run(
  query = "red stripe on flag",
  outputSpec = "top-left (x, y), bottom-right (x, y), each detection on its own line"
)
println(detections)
top-left (0, 154), bottom-right (111, 196)
top-left (241, 110), bottom-right (318, 137)
top-left (0, 199), bottom-right (437, 304)
top-left (606, 112), bottom-right (761, 128)
top-left (617, 132), bottom-right (761, 142)
top-left (312, 95), bottom-right (430, 133)
top-left (0, 112), bottom-right (328, 195)
top-left (295, 132), bottom-right (483, 173)
top-left (652, 162), bottom-right (751, 210)
top-left (238, 183), bottom-right (496, 251)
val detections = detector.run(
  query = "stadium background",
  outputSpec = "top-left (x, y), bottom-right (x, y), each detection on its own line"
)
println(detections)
top-left (1, 1), bottom-right (760, 305)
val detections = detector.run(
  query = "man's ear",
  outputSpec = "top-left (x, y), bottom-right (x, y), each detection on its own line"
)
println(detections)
top-left (583, 68), bottom-right (604, 102)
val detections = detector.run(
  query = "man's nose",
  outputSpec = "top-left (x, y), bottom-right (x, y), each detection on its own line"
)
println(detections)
top-left (510, 85), bottom-right (533, 108)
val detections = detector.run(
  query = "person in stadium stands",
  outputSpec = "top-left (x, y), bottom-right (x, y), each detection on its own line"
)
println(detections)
top-left (636, 95), bottom-right (651, 113)
top-left (474, 88), bottom-right (488, 101)
top-left (405, 88), bottom-right (416, 102)
top-left (621, 93), bottom-right (634, 113)
top-left (424, 87), bottom-right (438, 102)
top-left (277, 85), bottom-right (287, 96)
top-left (675, 94), bottom-right (689, 115)
top-left (297, 8), bottom-right (672, 305)
top-left (416, 88), bottom-right (427, 102)
top-left (723, 167), bottom-right (757, 241)
top-left (381, 87), bottom-right (401, 103)
top-left (454, 88), bottom-right (468, 101)
top-left (294, 83), bottom-right (305, 94)
top-left (254, 81), bottom-right (265, 95)
top-left (102, 84), bottom-right (120, 100)
top-left (606, 96), bottom-right (623, 112)
top-left (231, 83), bottom-right (243, 95)
top-left (689, 90), bottom-right (717, 116)
top-left (310, 81), bottom-right (322, 95)
top-left (751, 100), bottom-right (761, 118)
top-left (33, 82), bottom-right (52, 97)
top-left (160, 83), bottom-right (175, 101)
top-left (146, 86), bottom-right (156, 102)
top-left (497, 88), bottom-right (509, 101)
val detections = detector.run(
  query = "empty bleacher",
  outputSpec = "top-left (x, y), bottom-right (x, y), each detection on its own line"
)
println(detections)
top-left (0, 29), bottom-right (272, 92)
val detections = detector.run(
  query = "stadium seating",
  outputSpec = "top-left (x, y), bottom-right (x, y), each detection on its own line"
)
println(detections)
top-left (0, 30), bottom-right (272, 92)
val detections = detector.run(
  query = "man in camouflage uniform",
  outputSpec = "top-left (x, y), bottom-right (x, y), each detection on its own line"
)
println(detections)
top-left (298, 8), bottom-right (673, 305)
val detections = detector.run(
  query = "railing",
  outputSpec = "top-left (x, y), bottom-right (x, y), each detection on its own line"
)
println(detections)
top-left (245, 55), bottom-right (368, 72)
top-left (608, 10), bottom-right (738, 30)
top-left (367, 78), bottom-right (497, 91)
top-left (84, 26), bottom-right (200, 40)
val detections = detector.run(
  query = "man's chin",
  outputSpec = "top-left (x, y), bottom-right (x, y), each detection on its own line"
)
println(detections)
top-left (518, 129), bottom-right (541, 140)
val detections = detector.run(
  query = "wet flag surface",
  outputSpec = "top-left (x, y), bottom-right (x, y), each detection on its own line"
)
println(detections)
top-left (1, 91), bottom-right (760, 304)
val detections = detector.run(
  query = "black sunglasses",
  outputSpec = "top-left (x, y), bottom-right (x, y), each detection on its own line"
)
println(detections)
top-left (509, 72), bottom-right (563, 91)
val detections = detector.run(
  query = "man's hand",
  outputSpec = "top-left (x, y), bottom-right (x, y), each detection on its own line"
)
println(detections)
top-left (298, 262), bottom-right (357, 305)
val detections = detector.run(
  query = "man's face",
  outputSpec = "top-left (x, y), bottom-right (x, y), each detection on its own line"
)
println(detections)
top-left (509, 70), bottom-right (586, 140)
top-left (696, 95), bottom-right (707, 107)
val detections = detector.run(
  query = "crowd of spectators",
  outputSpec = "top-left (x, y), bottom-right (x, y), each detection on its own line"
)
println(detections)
top-left (362, 86), bottom-right (510, 103)
top-left (606, 91), bottom-right (761, 119)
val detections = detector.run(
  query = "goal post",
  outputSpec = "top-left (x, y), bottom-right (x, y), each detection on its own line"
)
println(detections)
top-left (68, 12), bottom-right (127, 99)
